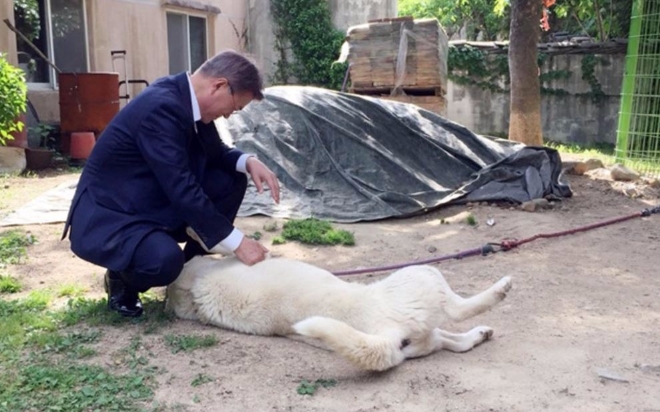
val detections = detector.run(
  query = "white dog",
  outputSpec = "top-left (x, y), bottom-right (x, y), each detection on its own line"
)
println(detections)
top-left (166, 255), bottom-right (512, 371)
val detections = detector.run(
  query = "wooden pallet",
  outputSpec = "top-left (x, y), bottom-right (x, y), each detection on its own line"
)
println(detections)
top-left (346, 17), bottom-right (448, 91)
top-left (378, 94), bottom-right (447, 116)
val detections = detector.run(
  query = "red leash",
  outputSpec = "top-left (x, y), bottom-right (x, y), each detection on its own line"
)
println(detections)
top-left (331, 205), bottom-right (660, 276)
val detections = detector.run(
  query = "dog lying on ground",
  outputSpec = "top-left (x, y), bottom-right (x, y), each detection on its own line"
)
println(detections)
top-left (165, 255), bottom-right (512, 371)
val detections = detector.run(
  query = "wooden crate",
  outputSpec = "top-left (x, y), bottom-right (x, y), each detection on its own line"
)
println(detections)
top-left (378, 94), bottom-right (447, 117)
top-left (346, 17), bottom-right (448, 93)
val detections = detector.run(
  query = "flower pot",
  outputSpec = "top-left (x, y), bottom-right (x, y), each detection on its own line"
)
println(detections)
top-left (25, 147), bottom-right (54, 171)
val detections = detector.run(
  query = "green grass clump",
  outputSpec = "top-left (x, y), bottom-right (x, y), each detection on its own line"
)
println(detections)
top-left (164, 334), bottom-right (218, 354)
top-left (0, 230), bottom-right (36, 265)
top-left (0, 274), bottom-right (21, 293)
top-left (281, 218), bottom-right (355, 246)
top-left (296, 378), bottom-right (337, 396)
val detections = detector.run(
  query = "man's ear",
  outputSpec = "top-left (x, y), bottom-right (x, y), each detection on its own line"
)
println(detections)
top-left (211, 78), bottom-right (229, 94)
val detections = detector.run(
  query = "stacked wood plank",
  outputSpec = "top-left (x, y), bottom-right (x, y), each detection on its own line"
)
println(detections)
top-left (346, 17), bottom-right (448, 115)
top-left (378, 94), bottom-right (447, 116)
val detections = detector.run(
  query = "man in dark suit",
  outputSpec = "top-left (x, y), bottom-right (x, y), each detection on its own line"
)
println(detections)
top-left (62, 50), bottom-right (280, 317)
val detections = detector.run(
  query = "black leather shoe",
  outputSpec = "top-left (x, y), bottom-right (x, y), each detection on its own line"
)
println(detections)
top-left (104, 270), bottom-right (143, 317)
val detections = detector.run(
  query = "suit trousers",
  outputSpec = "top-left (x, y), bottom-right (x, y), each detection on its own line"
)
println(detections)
top-left (123, 170), bottom-right (248, 292)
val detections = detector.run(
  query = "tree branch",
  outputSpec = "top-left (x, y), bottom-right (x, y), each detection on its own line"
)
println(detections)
top-left (593, 0), bottom-right (607, 41)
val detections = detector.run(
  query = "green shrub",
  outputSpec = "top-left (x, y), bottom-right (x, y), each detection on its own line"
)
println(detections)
top-left (0, 53), bottom-right (27, 145)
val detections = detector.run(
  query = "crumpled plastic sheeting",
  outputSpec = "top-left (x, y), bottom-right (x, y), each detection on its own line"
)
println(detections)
top-left (225, 86), bottom-right (572, 223)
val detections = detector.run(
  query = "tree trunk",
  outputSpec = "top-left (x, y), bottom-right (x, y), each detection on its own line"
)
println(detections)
top-left (508, 0), bottom-right (543, 146)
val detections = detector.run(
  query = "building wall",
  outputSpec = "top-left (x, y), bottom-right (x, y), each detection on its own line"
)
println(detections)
top-left (0, 1), bottom-right (18, 66)
top-left (328, 0), bottom-right (397, 30)
top-left (247, 0), bottom-right (398, 85)
top-left (446, 54), bottom-right (625, 145)
top-left (0, 0), bottom-right (246, 123)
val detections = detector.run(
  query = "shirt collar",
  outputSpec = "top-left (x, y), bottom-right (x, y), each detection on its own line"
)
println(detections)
top-left (186, 72), bottom-right (201, 122)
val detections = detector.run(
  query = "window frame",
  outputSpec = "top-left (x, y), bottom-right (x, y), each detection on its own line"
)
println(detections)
top-left (165, 10), bottom-right (209, 74)
top-left (18, 0), bottom-right (91, 89)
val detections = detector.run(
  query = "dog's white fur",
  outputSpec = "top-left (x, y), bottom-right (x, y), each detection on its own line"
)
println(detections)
top-left (166, 255), bottom-right (512, 371)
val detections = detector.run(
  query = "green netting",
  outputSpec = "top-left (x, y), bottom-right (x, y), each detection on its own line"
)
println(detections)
top-left (616, 0), bottom-right (660, 177)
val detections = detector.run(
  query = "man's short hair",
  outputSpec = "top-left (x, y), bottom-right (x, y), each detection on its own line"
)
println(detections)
top-left (197, 50), bottom-right (264, 100)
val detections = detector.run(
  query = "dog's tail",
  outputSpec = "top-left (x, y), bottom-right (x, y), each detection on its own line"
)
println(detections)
top-left (293, 316), bottom-right (404, 371)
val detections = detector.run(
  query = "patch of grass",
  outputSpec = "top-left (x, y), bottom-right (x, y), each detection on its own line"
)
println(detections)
top-left (164, 334), bottom-right (218, 354)
top-left (281, 218), bottom-right (355, 246)
top-left (0, 296), bottom-right (158, 411)
top-left (191, 373), bottom-right (214, 387)
top-left (0, 229), bottom-right (36, 265)
top-left (0, 274), bottom-right (21, 293)
top-left (247, 231), bottom-right (262, 240)
top-left (28, 329), bottom-right (101, 358)
top-left (0, 362), bottom-right (154, 411)
top-left (272, 236), bottom-right (286, 245)
top-left (56, 284), bottom-right (87, 298)
top-left (296, 378), bottom-right (337, 396)
top-left (545, 140), bottom-right (615, 156)
top-left (466, 214), bottom-right (478, 226)
top-left (59, 296), bottom-right (174, 331)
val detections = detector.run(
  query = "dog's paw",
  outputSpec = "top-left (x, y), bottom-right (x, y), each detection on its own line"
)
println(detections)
top-left (494, 276), bottom-right (513, 300)
top-left (473, 326), bottom-right (494, 342)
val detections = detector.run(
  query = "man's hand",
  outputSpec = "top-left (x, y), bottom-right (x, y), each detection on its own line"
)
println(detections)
top-left (246, 157), bottom-right (280, 204)
top-left (234, 236), bottom-right (269, 266)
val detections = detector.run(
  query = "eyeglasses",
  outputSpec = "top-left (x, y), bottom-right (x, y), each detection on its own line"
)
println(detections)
top-left (228, 83), bottom-right (241, 114)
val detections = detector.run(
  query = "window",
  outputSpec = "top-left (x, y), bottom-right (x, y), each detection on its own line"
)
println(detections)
top-left (13, 0), bottom-right (89, 86)
top-left (167, 12), bottom-right (207, 75)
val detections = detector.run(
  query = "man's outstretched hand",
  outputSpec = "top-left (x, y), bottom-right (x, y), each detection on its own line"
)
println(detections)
top-left (246, 157), bottom-right (280, 204)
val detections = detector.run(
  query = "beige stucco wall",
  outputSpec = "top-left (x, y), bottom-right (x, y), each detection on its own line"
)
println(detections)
top-left (0, 1), bottom-right (18, 66)
top-left (86, 0), bottom-right (245, 99)
top-left (0, 0), bottom-right (246, 123)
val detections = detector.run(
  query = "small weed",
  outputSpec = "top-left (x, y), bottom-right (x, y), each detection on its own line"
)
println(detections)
top-left (20, 170), bottom-right (39, 179)
top-left (191, 373), bottom-right (214, 387)
top-left (281, 218), bottom-right (355, 246)
top-left (192, 394), bottom-right (201, 403)
top-left (272, 236), bottom-right (286, 245)
top-left (466, 214), bottom-right (478, 226)
top-left (263, 221), bottom-right (279, 232)
top-left (56, 284), bottom-right (87, 298)
top-left (248, 231), bottom-right (262, 240)
top-left (25, 289), bottom-right (53, 308)
top-left (118, 336), bottom-right (151, 369)
top-left (296, 378), bottom-right (337, 395)
top-left (0, 274), bottom-right (21, 293)
top-left (0, 230), bottom-right (36, 265)
top-left (439, 218), bottom-right (447, 225)
top-left (164, 334), bottom-right (218, 354)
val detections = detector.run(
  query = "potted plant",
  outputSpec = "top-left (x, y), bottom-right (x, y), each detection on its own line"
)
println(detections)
top-left (25, 123), bottom-right (56, 170)
top-left (0, 52), bottom-right (28, 148)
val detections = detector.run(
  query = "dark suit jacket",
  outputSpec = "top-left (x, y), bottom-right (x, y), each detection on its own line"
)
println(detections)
top-left (62, 72), bottom-right (244, 271)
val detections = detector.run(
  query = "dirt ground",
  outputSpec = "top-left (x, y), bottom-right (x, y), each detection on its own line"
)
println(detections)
top-left (1, 160), bottom-right (660, 412)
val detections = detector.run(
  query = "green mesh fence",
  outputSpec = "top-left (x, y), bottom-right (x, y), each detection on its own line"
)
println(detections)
top-left (616, 0), bottom-right (660, 177)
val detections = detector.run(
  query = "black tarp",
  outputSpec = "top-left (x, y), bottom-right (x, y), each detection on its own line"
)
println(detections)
top-left (223, 86), bottom-right (571, 222)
